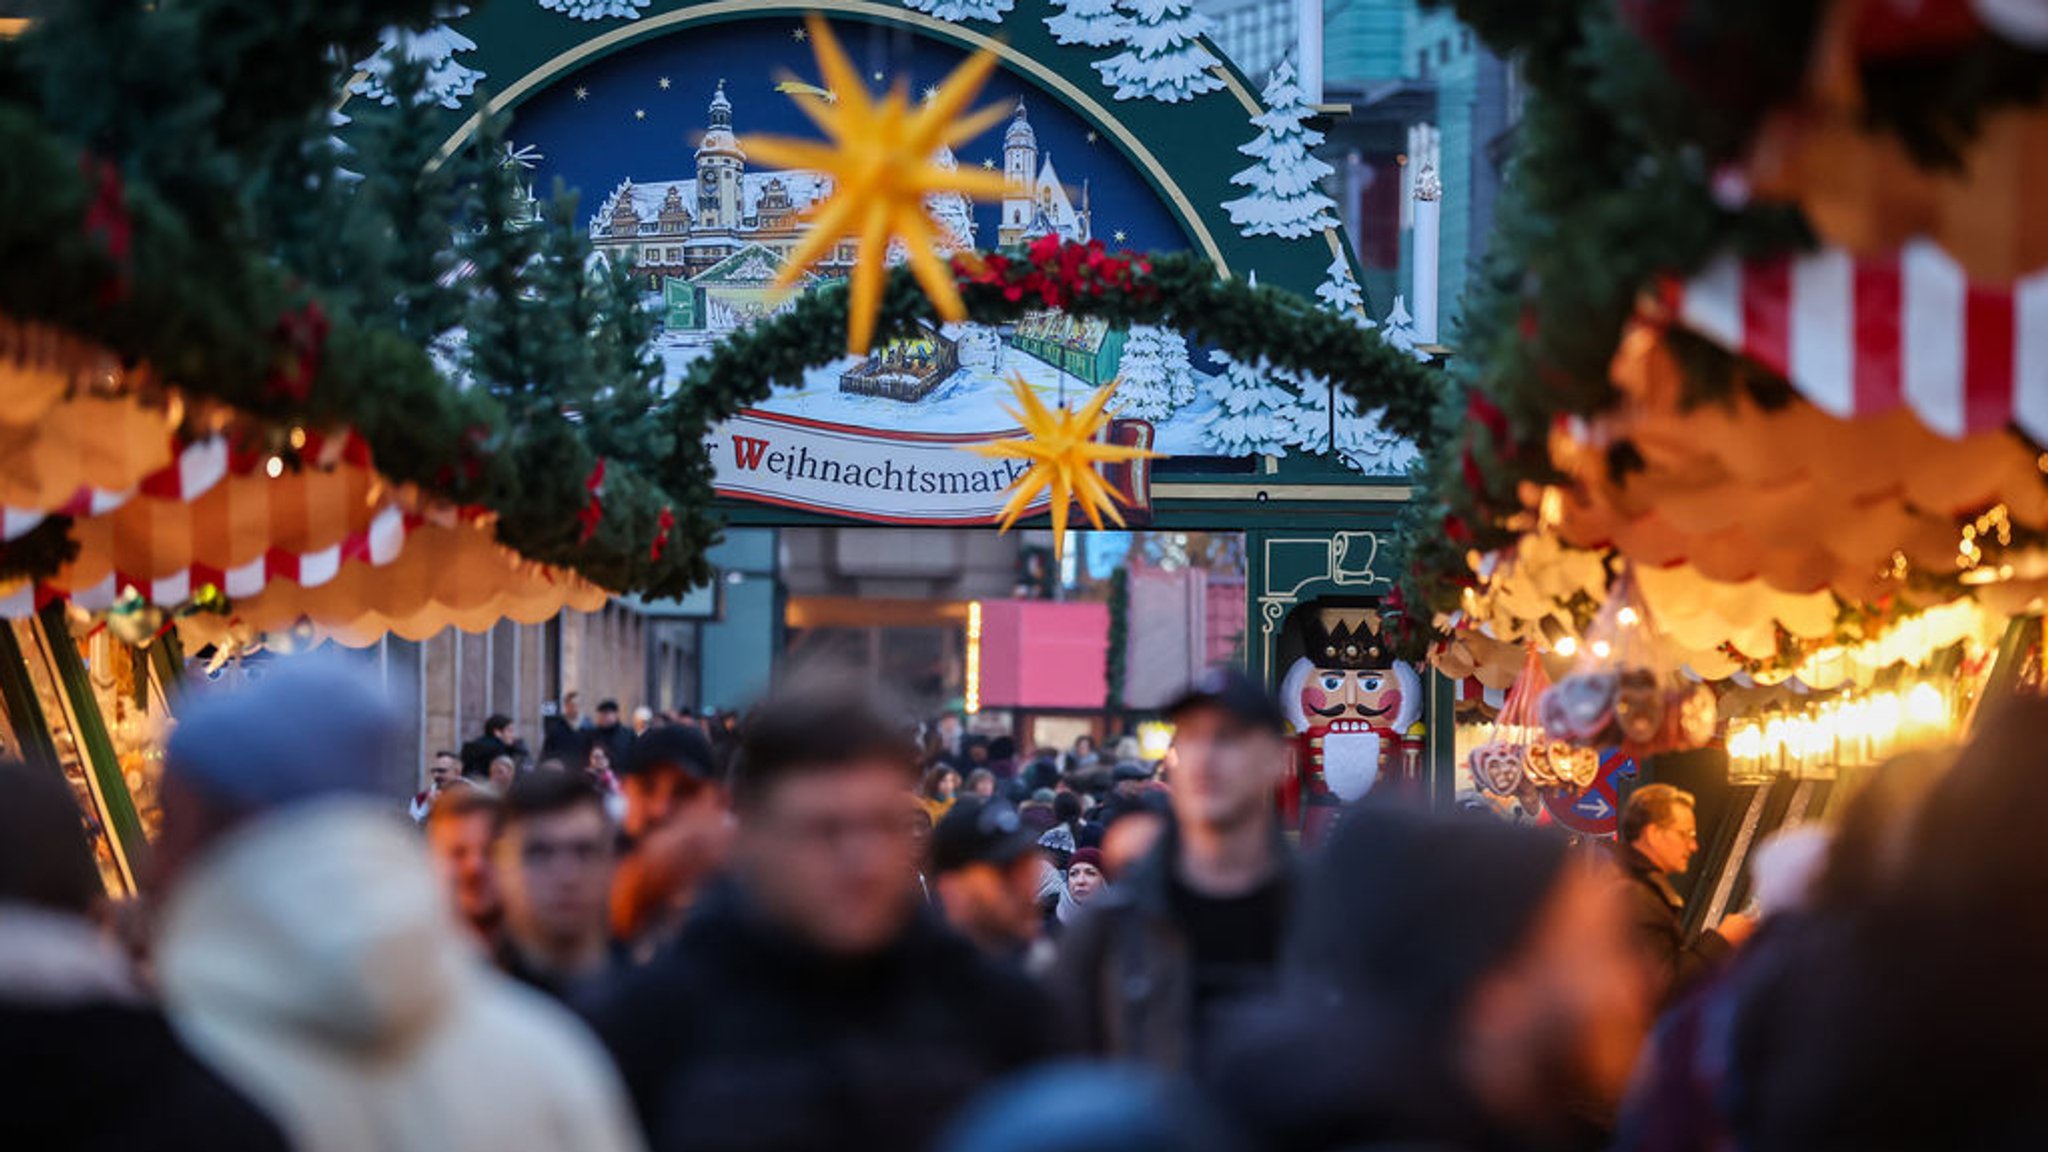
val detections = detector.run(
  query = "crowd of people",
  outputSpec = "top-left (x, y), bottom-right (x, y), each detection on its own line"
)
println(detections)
top-left (3, 654), bottom-right (2044, 1152)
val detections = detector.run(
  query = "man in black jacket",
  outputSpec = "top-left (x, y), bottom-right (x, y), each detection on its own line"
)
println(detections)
top-left (1051, 667), bottom-right (1296, 1073)
top-left (1614, 784), bottom-right (1754, 1008)
top-left (589, 679), bottom-right (1057, 1152)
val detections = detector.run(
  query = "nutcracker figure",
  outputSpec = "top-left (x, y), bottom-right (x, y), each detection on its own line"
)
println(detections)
top-left (1278, 606), bottom-right (1424, 843)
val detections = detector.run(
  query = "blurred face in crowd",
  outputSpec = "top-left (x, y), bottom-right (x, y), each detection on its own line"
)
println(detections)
top-left (735, 759), bottom-right (917, 955)
top-left (588, 744), bottom-right (613, 776)
top-left (426, 808), bottom-right (499, 935)
top-left (1638, 803), bottom-right (1700, 875)
top-left (1169, 705), bottom-right (1286, 832)
top-left (496, 800), bottom-right (615, 952)
top-left (622, 765), bottom-right (705, 840)
top-left (429, 753), bottom-right (460, 788)
top-left (561, 692), bottom-right (581, 723)
top-left (907, 802), bottom-right (935, 871)
top-left (968, 772), bottom-right (996, 799)
top-left (1461, 867), bottom-right (1652, 1130)
top-left (937, 770), bottom-right (960, 800)
top-left (938, 856), bottom-right (1044, 951)
top-left (1102, 811), bottom-right (1166, 881)
top-left (596, 705), bottom-right (621, 731)
top-left (1067, 859), bottom-right (1104, 903)
top-left (488, 756), bottom-right (518, 793)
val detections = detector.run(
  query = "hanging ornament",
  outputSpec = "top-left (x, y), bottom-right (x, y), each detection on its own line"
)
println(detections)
top-left (741, 14), bottom-right (1013, 354)
top-left (967, 373), bottom-right (1161, 564)
top-left (1539, 564), bottom-right (1720, 754)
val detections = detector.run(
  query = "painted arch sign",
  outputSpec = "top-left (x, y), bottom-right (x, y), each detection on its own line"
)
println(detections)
top-left (350, 0), bottom-right (1413, 523)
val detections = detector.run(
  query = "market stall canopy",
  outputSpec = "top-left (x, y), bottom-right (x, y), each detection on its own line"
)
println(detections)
top-left (1552, 324), bottom-right (2048, 603)
top-left (1674, 241), bottom-right (2048, 442)
top-left (0, 378), bottom-right (614, 645)
top-left (173, 519), bottom-right (609, 649)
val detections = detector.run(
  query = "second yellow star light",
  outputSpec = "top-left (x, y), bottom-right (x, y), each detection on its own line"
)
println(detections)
top-left (969, 374), bottom-right (1162, 564)
top-left (743, 15), bottom-right (1013, 354)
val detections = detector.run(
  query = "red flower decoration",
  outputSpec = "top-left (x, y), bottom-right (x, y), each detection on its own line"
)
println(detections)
top-left (263, 302), bottom-right (330, 405)
top-left (1445, 516), bottom-right (1474, 544)
top-left (81, 155), bottom-right (133, 304)
top-left (577, 458), bottom-right (607, 545)
top-left (650, 506), bottom-right (675, 562)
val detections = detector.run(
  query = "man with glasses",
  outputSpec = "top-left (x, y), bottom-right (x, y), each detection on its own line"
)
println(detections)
top-left (588, 677), bottom-right (1057, 1152)
top-left (1051, 667), bottom-right (1297, 1071)
top-left (492, 773), bottom-right (621, 1003)
top-left (1615, 783), bottom-right (1755, 1008)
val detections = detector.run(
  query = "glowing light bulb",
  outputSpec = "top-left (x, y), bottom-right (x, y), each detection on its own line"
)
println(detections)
top-left (1617, 606), bottom-right (1640, 627)
top-left (1590, 640), bottom-right (1611, 659)
top-left (1554, 636), bottom-right (1578, 658)
top-left (264, 455), bottom-right (284, 479)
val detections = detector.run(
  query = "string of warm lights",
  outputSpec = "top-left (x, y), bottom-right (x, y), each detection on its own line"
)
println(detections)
top-left (1725, 681), bottom-right (1954, 782)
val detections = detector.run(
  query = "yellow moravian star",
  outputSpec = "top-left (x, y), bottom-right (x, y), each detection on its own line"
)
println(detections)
top-left (969, 374), bottom-right (1164, 563)
top-left (743, 14), bottom-right (1014, 354)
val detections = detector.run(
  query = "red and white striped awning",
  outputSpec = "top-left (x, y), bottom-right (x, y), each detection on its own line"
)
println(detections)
top-left (1, 436), bottom-right (229, 542)
top-left (1674, 239), bottom-right (2048, 441)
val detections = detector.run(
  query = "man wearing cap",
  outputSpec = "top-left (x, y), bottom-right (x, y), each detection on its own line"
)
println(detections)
top-left (932, 796), bottom-right (1056, 966)
top-left (149, 656), bottom-right (643, 1152)
top-left (611, 725), bottom-right (731, 951)
top-left (1051, 666), bottom-right (1298, 1072)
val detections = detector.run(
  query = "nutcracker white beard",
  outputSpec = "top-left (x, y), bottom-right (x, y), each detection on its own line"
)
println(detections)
top-left (1320, 728), bottom-right (1383, 803)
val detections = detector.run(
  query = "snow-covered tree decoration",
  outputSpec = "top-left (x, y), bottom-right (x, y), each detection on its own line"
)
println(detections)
top-left (1315, 254), bottom-right (1373, 325)
top-left (1113, 325), bottom-right (1195, 420)
top-left (1094, 0), bottom-right (1225, 104)
top-left (1046, 0), bottom-right (1126, 46)
top-left (535, 0), bottom-right (651, 22)
top-left (1222, 58), bottom-right (1337, 238)
top-left (351, 13), bottom-right (483, 109)
top-left (903, 0), bottom-right (1015, 22)
top-left (1380, 295), bottom-right (1428, 361)
top-left (1200, 350), bottom-right (1295, 457)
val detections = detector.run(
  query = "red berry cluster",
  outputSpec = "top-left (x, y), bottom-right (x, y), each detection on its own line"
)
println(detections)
top-left (954, 236), bottom-right (1156, 311)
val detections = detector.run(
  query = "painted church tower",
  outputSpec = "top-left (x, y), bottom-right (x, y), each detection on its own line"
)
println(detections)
top-left (999, 100), bottom-right (1037, 247)
top-left (695, 80), bottom-right (744, 232)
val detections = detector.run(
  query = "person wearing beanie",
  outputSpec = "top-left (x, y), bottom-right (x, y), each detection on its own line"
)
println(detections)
top-left (1214, 807), bottom-right (1651, 1152)
top-left (150, 656), bottom-right (644, 1152)
top-left (1049, 847), bottom-right (1108, 936)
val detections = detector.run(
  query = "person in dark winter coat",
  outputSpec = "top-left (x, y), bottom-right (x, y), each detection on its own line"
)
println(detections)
top-left (589, 678), bottom-right (1058, 1152)
top-left (0, 759), bottom-right (292, 1152)
top-left (588, 700), bottom-right (636, 780)
top-left (1612, 784), bottom-right (1754, 1008)
top-left (542, 691), bottom-right (592, 770)
top-left (1051, 668), bottom-right (1296, 1072)
top-left (1213, 807), bottom-right (1651, 1152)
top-left (461, 713), bottom-right (529, 781)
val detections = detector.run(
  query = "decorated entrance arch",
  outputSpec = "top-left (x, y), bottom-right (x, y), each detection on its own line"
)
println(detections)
top-left (399, 0), bottom-right (1459, 796)
top-left (0, 0), bottom-right (1464, 863)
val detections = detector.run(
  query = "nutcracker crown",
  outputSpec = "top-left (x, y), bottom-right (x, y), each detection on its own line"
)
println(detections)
top-left (1303, 606), bottom-right (1393, 672)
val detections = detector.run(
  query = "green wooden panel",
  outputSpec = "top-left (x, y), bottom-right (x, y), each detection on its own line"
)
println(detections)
top-left (37, 603), bottom-right (149, 884)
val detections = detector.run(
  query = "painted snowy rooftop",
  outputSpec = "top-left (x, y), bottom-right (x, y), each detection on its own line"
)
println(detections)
top-left (588, 170), bottom-right (835, 237)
